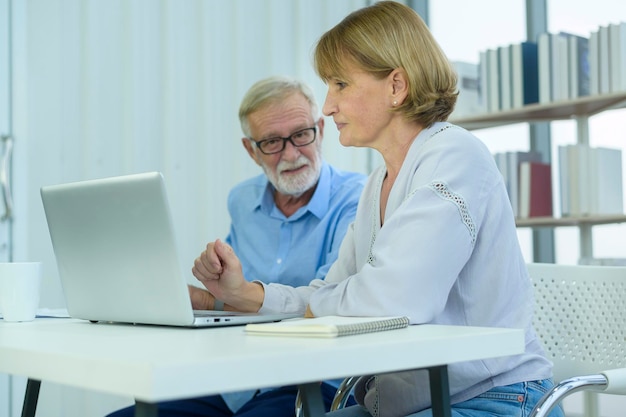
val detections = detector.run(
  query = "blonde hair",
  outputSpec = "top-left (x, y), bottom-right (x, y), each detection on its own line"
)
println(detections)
top-left (314, 1), bottom-right (458, 127)
top-left (238, 76), bottom-right (319, 137)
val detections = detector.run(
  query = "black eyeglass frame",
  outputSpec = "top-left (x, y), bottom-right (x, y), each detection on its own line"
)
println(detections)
top-left (250, 126), bottom-right (317, 155)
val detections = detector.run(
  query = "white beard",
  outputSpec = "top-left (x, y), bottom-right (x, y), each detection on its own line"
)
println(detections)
top-left (262, 153), bottom-right (322, 197)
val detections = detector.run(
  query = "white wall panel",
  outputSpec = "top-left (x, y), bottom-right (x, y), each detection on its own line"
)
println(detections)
top-left (12, 0), bottom-right (370, 309)
top-left (7, 0), bottom-right (369, 415)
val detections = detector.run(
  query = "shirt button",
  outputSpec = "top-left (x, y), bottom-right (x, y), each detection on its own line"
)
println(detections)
top-left (276, 259), bottom-right (282, 264)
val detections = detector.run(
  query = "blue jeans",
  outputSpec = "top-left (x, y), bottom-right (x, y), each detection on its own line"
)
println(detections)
top-left (106, 383), bottom-right (355, 417)
top-left (328, 379), bottom-right (564, 417)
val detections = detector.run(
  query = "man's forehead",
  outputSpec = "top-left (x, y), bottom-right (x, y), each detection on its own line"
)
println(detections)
top-left (249, 96), bottom-right (313, 137)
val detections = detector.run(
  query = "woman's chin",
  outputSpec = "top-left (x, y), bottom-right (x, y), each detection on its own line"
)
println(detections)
top-left (338, 135), bottom-right (354, 148)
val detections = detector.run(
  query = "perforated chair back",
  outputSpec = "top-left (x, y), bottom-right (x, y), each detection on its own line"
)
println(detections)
top-left (528, 262), bottom-right (626, 383)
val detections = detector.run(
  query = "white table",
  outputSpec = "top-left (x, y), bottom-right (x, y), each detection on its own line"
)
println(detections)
top-left (0, 318), bottom-right (524, 417)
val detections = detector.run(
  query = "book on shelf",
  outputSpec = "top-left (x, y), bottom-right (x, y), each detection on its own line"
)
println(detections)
top-left (478, 50), bottom-right (489, 113)
top-left (486, 48), bottom-right (500, 112)
top-left (558, 145), bottom-right (570, 217)
top-left (519, 161), bottom-right (553, 218)
top-left (563, 144), bottom-right (591, 216)
top-left (567, 33), bottom-right (590, 98)
top-left (537, 32), bottom-right (552, 104)
top-left (244, 315), bottom-right (410, 338)
top-left (538, 32), bottom-right (566, 103)
top-left (598, 25), bottom-right (611, 94)
top-left (538, 32), bottom-right (584, 103)
top-left (589, 147), bottom-right (623, 215)
top-left (589, 30), bottom-right (600, 96)
top-left (451, 61), bottom-right (481, 118)
top-left (609, 22), bottom-right (626, 92)
top-left (558, 144), bottom-right (623, 217)
top-left (508, 151), bottom-right (541, 217)
top-left (554, 32), bottom-right (571, 101)
top-left (511, 41), bottom-right (539, 108)
top-left (494, 150), bottom-right (541, 217)
top-left (498, 45), bottom-right (513, 111)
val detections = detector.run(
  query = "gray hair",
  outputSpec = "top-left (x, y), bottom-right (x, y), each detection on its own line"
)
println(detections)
top-left (239, 76), bottom-right (320, 137)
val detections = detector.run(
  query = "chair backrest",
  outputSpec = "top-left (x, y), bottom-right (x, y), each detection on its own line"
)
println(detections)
top-left (527, 262), bottom-right (626, 383)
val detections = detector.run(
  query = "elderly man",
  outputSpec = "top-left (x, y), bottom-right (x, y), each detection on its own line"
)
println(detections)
top-left (107, 76), bottom-right (365, 417)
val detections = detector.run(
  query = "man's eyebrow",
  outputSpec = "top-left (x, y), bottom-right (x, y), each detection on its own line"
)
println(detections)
top-left (259, 126), bottom-right (311, 140)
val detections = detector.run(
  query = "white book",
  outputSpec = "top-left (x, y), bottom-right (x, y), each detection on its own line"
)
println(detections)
top-left (599, 25), bottom-right (611, 94)
top-left (487, 48), bottom-right (500, 112)
top-left (507, 151), bottom-right (541, 218)
top-left (451, 61), bottom-right (481, 117)
top-left (558, 146), bottom-right (571, 217)
top-left (568, 34), bottom-right (590, 98)
top-left (558, 33), bottom-right (572, 101)
top-left (538, 32), bottom-right (552, 103)
top-left (552, 33), bottom-right (570, 102)
top-left (608, 22), bottom-right (626, 92)
top-left (590, 147), bottom-right (623, 215)
top-left (245, 316), bottom-right (410, 338)
top-left (479, 50), bottom-right (490, 113)
top-left (567, 144), bottom-right (592, 216)
top-left (589, 30), bottom-right (600, 96)
top-left (498, 45), bottom-right (512, 111)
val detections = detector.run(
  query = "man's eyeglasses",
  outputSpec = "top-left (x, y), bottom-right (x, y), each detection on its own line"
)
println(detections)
top-left (250, 127), bottom-right (317, 155)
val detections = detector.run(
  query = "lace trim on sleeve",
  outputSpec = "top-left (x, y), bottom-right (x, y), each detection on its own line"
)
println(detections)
top-left (367, 170), bottom-right (386, 266)
top-left (427, 181), bottom-right (477, 245)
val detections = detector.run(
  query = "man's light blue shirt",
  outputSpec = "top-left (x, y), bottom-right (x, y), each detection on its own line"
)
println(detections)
top-left (226, 161), bottom-right (366, 286)
top-left (221, 161), bottom-right (366, 412)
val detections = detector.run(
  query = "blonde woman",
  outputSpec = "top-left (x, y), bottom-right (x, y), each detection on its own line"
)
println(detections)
top-left (194, 2), bottom-right (563, 417)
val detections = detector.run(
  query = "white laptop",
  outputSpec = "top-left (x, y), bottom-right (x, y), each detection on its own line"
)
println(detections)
top-left (40, 172), bottom-right (301, 328)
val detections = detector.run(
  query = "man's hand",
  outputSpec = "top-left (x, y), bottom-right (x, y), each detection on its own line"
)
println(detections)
top-left (188, 285), bottom-right (215, 310)
top-left (192, 239), bottom-right (244, 297)
top-left (192, 239), bottom-right (264, 312)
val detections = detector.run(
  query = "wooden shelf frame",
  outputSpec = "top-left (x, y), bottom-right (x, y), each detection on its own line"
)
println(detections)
top-left (451, 92), bottom-right (626, 131)
top-left (515, 214), bottom-right (626, 228)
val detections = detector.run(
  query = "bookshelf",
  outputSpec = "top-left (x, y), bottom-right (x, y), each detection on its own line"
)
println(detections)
top-left (515, 213), bottom-right (626, 228)
top-left (452, 91), bottom-right (626, 130)
top-left (451, 92), bottom-right (626, 260)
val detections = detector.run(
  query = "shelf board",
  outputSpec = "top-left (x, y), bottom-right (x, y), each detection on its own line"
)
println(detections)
top-left (451, 92), bottom-right (626, 130)
top-left (515, 214), bottom-right (626, 228)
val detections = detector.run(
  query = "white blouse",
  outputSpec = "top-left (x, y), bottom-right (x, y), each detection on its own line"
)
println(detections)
top-left (259, 122), bottom-right (552, 406)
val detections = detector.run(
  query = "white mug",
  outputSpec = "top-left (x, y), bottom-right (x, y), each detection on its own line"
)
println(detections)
top-left (0, 262), bottom-right (42, 322)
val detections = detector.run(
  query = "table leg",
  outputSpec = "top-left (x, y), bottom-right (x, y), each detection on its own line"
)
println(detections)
top-left (428, 365), bottom-right (451, 417)
top-left (134, 400), bottom-right (158, 417)
top-left (297, 382), bottom-right (326, 417)
top-left (21, 378), bottom-right (41, 417)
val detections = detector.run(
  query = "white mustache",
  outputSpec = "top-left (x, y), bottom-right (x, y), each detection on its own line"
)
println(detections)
top-left (277, 156), bottom-right (309, 173)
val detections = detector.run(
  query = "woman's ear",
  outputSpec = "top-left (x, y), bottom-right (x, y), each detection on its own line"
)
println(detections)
top-left (390, 68), bottom-right (409, 105)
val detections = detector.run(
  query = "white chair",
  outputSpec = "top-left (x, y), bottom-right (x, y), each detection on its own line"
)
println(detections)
top-left (527, 262), bottom-right (626, 417)
top-left (300, 263), bottom-right (626, 417)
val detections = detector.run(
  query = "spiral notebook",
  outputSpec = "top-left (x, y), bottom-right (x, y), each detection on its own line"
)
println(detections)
top-left (245, 315), bottom-right (410, 338)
